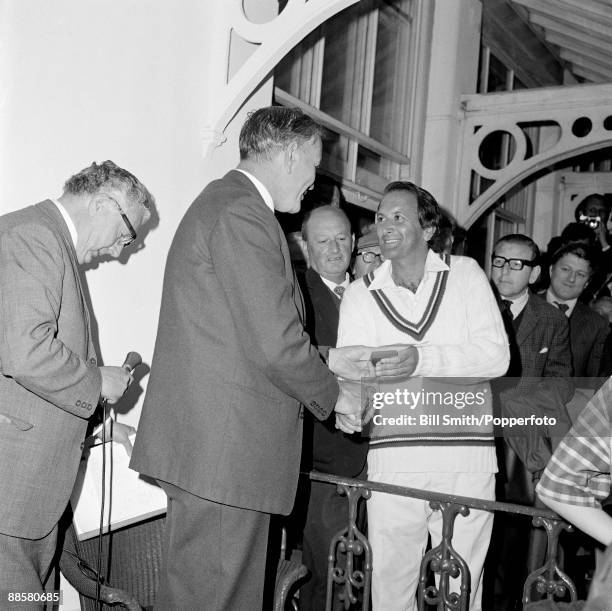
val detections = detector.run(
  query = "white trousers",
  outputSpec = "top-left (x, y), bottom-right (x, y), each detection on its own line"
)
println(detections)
top-left (367, 471), bottom-right (495, 611)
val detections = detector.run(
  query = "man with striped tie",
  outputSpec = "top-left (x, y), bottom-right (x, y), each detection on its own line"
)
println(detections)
top-left (298, 205), bottom-right (368, 610)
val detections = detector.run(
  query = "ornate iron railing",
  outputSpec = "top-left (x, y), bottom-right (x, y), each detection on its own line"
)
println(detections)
top-left (306, 471), bottom-right (577, 611)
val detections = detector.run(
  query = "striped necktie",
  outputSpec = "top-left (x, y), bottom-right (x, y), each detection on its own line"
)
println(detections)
top-left (553, 301), bottom-right (569, 315)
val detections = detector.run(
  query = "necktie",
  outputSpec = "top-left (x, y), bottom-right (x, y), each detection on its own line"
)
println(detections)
top-left (334, 285), bottom-right (345, 299)
top-left (501, 299), bottom-right (513, 320)
top-left (554, 301), bottom-right (569, 315)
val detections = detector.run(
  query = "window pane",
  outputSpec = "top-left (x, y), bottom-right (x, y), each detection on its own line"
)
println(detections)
top-left (275, 29), bottom-right (320, 103)
top-left (370, 1), bottom-right (412, 149)
top-left (319, 3), bottom-right (370, 128)
top-left (487, 53), bottom-right (509, 92)
top-left (322, 134), bottom-right (351, 177)
top-left (356, 146), bottom-right (388, 193)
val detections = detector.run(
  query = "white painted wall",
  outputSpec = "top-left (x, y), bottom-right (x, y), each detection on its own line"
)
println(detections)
top-left (420, 0), bottom-right (483, 216)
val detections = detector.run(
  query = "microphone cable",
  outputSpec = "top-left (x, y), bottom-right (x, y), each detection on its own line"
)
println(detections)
top-left (94, 351), bottom-right (141, 610)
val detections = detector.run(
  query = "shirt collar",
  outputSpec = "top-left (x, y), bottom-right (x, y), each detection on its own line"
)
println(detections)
top-left (504, 289), bottom-right (529, 318)
top-left (320, 272), bottom-right (350, 293)
top-left (545, 289), bottom-right (577, 317)
top-left (236, 169), bottom-right (274, 212)
top-left (367, 249), bottom-right (449, 291)
top-left (51, 199), bottom-right (78, 247)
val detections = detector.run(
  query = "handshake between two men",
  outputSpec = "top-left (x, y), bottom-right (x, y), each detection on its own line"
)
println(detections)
top-left (328, 344), bottom-right (419, 435)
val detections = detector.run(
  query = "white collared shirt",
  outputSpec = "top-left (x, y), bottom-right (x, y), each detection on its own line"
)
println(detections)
top-left (51, 199), bottom-right (78, 247)
top-left (545, 289), bottom-right (577, 317)
top-left (320, 273), bottom-right (350, 295)
top-left (504, 289), bottom-right (530, 320)
top-left (235, 169), bottom-right (274, 212)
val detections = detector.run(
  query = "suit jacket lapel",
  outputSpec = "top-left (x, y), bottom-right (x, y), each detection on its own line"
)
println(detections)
top-left (36, 200), bottom-right (95, 357)
top-left (307, 268), bottom-right (341, 312)
top-left (305, 269), bottom-right (340, 342)
top-left (516, 295), bottom-right (538, 347)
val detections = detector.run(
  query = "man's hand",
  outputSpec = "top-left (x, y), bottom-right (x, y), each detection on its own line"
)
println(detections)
top-left (328, 346), bottom-right (375, 381)
top-left (94, 420), bottom-right (136, 457)
top-left (333, 382), bottom-right (362, 434)
top-left (373, 344), bottom-right (419, 378)
top-left (100, 365), bottom-right (132, 404)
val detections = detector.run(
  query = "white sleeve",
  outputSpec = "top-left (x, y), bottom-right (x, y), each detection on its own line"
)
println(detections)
top-left (337, 284), bottom-right (377, 348)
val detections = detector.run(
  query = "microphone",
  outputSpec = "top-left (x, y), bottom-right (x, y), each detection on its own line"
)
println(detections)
top-left (122, 351), bottom-right (142, 373)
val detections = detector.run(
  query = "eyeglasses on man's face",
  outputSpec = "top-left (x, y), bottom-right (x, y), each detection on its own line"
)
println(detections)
top-left (109, 196), bottom-right (137, 247)
top-left (491, 255), bottom-right (537, 271)
top-left (359, 251), bottom-right (382, 264)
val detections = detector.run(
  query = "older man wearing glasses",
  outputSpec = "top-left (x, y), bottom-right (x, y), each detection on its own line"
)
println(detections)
top-left (0, 160), bottom-right (153, 598)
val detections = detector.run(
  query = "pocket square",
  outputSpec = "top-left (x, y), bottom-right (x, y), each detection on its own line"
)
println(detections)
top-left (539, 347), bottom-right (549, 354)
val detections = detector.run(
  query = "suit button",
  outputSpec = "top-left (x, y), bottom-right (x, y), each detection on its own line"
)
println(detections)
top-left (76, 400), bottom-right (81, 407)
top-left (89, 357), bottom-right (97, 365)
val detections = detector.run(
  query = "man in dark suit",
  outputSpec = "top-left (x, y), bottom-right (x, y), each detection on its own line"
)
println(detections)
top-left (489, 234), bottom-right (573, 607)
top-left (545, 241), bottom-right (610, 382)
top-left (130, 107), bottom-right (374, 611)
top-left (297, 205), bottom-right (369, 611)
top-left (490, 234), bottom-right (573, 476)
top-left (0, 161), bottom-right (152, 598)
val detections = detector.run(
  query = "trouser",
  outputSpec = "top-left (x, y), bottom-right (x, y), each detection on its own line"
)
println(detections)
top-left (0, 523), bottom-right (58, 611)
top-left (156, 481), bottom-right (271, 611)
top-left (367, 472), bottom-right (495, 611)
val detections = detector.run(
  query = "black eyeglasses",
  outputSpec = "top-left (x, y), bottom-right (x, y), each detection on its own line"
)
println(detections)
top-left (491, 255), bottom-right (537, 271)
top-left (109, 196), bottom-right (137, 247)
top-left (360, 251), bottom-right (382, 263)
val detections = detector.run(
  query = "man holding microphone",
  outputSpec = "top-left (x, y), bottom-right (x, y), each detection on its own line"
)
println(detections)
top-left (0, 160), bottom-right (153, 604)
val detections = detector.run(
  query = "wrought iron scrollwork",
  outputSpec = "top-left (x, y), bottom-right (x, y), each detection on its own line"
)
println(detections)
top-left (326, 482), bottom-right (372, 611)
top-left (418, 501), bottom-right (471, 610)
top-left (523, 516), bottom-right (577, 604)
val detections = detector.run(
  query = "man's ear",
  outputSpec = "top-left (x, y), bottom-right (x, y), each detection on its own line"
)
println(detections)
top-left (423, 226), bottom-right (435, 243)
top-left (89, 192), bottom-right (108, 216)
top-left (529, 264), bottom-right (541, 285)
top-left (351, 234), bottom-right (355, 252)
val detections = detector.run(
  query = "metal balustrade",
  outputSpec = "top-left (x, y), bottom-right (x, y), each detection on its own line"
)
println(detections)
top-left (305, 471), bottom-right (578, 611)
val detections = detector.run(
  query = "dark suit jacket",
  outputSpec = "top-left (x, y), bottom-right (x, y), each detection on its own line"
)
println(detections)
top-left (299, 269), bottom-right (367, 477)
top-left (513, 294), bottom-right (573, 390)
top-left (569, 301), bottom-right (610, 378)
top-left (498, 293), bottom-right (573, 478)
top-left (0, 200), bottom-right (100, 539)
top-left (130, 171), bottom-right (338, 515)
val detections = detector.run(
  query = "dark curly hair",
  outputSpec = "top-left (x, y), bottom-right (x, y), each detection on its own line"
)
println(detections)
top-left (381, 181), bottom-right (442, 244)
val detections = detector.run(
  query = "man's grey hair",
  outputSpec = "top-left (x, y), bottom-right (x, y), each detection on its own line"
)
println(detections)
top-left (239, 106), bottom-right (324, 162)
top-left (64, 160), bottom-right (154, 211)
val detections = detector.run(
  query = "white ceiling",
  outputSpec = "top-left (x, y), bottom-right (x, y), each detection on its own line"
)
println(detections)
top-left (509, 0), bottom-right (612, 83)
